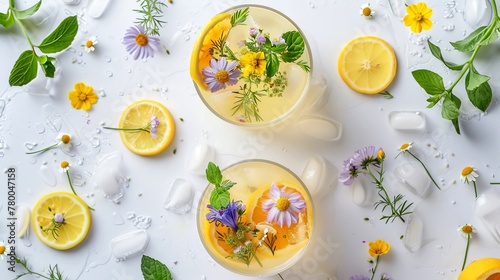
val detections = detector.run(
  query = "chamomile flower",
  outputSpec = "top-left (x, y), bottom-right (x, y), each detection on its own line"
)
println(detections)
top-left (461, 166), bottom-right (479, 198)
top-left (83, 36), bottom-right (98, 53)
top-left (360, 3), bottom-right (374, 18)
top-left (26, 133), bottom-right (72, 155)
top-left (0, 241), bottom-right (10, 260)
top-left (458, 223), bottom-right (476, 271)
top-left (60, 161), bottom-right (70, 172)
top-left (396, 142), bottom-right (440, 190)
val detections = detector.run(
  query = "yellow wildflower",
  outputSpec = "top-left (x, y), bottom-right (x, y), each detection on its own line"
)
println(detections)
top-left (68, 82), bottom-right (98, 111)
top-left (368, 239), bottom-right (390, 257)
top-left (403, 2), bottom-right (433, 33)
top-left (240, 51), bottom-right (266, 76)
top-left (199, 18), bottom-right (232, 71)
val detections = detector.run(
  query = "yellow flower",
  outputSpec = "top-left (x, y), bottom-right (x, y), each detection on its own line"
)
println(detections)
top-left (68, 82), bottom-right (98, 111)
top-left (368, 239), bottom-right (390, 257)
top-left (240, 51), bottom-right (266, 77)
top-left (199, 18), bottom-right (232, 71)
top-left (403, 2), bottom-right (433, 33)
top-left (377, 149), bottom-right (385, 159)
top-left (461, 166), bottom-right (478, 184)
top-left (398, 142), bottom-right (413, 152)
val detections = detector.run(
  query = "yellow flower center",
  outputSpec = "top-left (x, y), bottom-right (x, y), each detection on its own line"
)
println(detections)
top-left (415, 14), bottom-right (423, 21)
top-left (79, 93), bottom-right (87, 101)
top-left (276, 197), bottom-right (290, 211)
top-left (0, 245), bottom-right (5, 254)
top-left (363, 7), bottom-right (372, 16)
top-left (462, 166), bottom-right (473, 176)
top-left (462, 225), bottom-right (473, 234)
top-left (135, 33), bottom-right (148, 46)
top-left (61, 134), bottom-right (71, 144)
top-left (215, 70), bottom-right (230, 84)
top-left (400, 143), bottom-right (410, 150)
top-left (60, 161), bottom-right (69, 169)
top-left (86, 40), bottom-right (94, 48)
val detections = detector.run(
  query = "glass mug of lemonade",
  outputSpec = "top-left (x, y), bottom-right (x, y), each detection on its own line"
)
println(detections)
top-left (190, 5), bottom-right (312, 127)
top-left (197, 159), bottom-right (315, 276)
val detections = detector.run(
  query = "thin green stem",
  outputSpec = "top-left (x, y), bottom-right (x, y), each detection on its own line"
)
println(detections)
top-left (278, 273), bottom-right (284, 280)
top-left (16, 258), bottom-right (52, 280)
top-left (25, 142), bottom-right (60, 154)
top-left (252, 250), bottom-right (263, 267)
top-left (490, 182), bottom-right (500, 184)
top-left (370, 255), bottom-right (380, 280)
top-left (472, 181), bottom-right (478, 198)
top-left (461, 234), bottom-right (471, 271)
top-left (13, 16), bottom-right (36, 51)
top-left (492, 0), bottom-right (499, 21)
top-left (9, 0), bottom-right (15, 8)
top-left (407, 151), bottom-right (441, 190)
top-left (367, 165), bottom-right (405, 223)
top-left (66, 170), bottom-right (95, 211)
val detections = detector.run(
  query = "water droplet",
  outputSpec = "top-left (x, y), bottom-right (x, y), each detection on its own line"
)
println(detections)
top-left (72, 174), bottom-right (85, 187)
top-left (40, 164), bottom-right (57, 187)
top-left (118, 91), bottom-right (124, 96)
top-left (97, 87), bottom-right (106, 97)
top-left (164, 178), bottom-right (195, 214)
top-left (24, 142), bottom-right (37, 150)
top-left (87, 0), bottom-right (112, 18)
top-left (403, 213), bottom-right (423, 252)
top-left (0, 151), bottom-right (5, 157)
top-left (106, 70), bottom-right (113, 77)
top-left (308, 1), bottom-right (315, 8)
top-left (77, 158), bottom-right (84, 166)
top-left (388, 111), bottom-right (426, 130)
top-left (111, 230), bottom-right (149, 261)
top-left (35, 123), bottom-right (45, 134)
top-left (0, 140), bottom-right (7, 149)
top-left (112, 212), bottom-right (125, 225)
top-left (105, 55), bottom-right (112, 62)
top-left (188, 143), bottom-right (215, 175)
top-left (67, 47), bottom-right (76, 53)
top-left (127, 212), bottom-right (136, 220)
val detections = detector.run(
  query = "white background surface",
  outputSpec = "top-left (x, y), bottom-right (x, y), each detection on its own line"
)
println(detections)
top-left (2, 0), bottom-right (500, 279)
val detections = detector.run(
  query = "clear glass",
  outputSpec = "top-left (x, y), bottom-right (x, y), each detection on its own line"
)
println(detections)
top-left (197, 159), bottom-right (315, 276)
top-left (191, 5), bottom-right (313, 128)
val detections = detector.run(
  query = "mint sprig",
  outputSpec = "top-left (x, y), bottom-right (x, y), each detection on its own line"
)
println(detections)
top-left (411, 0), bottom-right (500, 134)
top-left (206, 162), bottom-right (236, 210)
top-left (141, 255), bottom-right (173, 280)
top-left (1, 0), bottom-right (78, 86)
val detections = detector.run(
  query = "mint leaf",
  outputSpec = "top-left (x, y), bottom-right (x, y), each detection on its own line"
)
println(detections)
top-left (442, 95), bottom-right (461, 120)
top-left (427, 40), bottom-right (464, 70)
top-left (479, 27), bottom-right (498, 46)
top-left (206, 162), bottom-right (222, 185)
top-left (220, 179), bottom-right (236, 190)
top-left (450, 26), bottom-right (488, 52)
top-left (451, 118), bottom-right (461, 134)
top-left (210, 189), bottom-right (230, 209)
top-left (465, 75), bottom-right (491, 112)
top-left (9, 50), bottom-right (38, 86)
top-left (37, 16), bottom-right (78, 53)
top-left (12, 0), bottom-right (41, 20)
top-left (271, 44), bottom-right (287, 53)
top-left (141, 255), bottom-right (173, 280)
top-left (411, 69), bottom-right (445, 95)
top-left (426, 95), bottom-right (441, 108)
top-left (266, 53), bottom-right (279, 77)
top-left (281, 31), bottom-right (305, 62)
top-left (0, 10), bottom-right (15, 28)
top-left (230, 7), bottom-right (249, 26)
top-left (466, 64), bottom-right (490, 91)
top-left (39, 55), bottom-right (56, 78)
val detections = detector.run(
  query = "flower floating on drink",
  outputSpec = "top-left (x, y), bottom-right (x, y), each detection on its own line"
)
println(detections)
top-left (191, 6), bottom-right (311, 124)
top-left (201, 161), bottom-right (312, 272)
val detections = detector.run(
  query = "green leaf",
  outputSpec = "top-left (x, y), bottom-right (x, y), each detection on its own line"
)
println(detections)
top-left (479, 28), bottom-right (498, 46)
top-left (37, 16), bottom-right (78, 53)
top-left (0, 10), bottom-right (15, 28)
top-left (220, 179), bottom-right (236, 190)
top-left (281, 31), bottom-right (305, 62)
top-left (451, 118), bottom-right (461, 134)
top-left (12, 0), bottom-right (41, 20)
top-left (271, 44), bottom-right (287, 53)
top-left (411, 69), bottom-right (446, 95)
top-left (230, 7), bottom-right (249, 26)
top-left (39, 56), bottom-right (56, 78)
top-left (206, 162), bottom-right (222, 186)
top-left (465, 72), bottom-right (491, 112)
top-left (9, 50), bottom-right (38, 86)
top-left (466, 63), bottom-right (490, 91)
top-left (266, 53), bottom-right (279, 77)
top-left (442, 95), bottom-right (461, 120)
top-left (426, 95), bottom-right (441, 108)
top-left (295, 60), bottom-right (310, 72)
top-left (427, 40), bottom-right (464, 70)
top-left (450, 26), bottom-right (488, 52)
top-left (141, 255), bottom-right (172, 280)
top-left (210, 189), bottom-right (230, 210)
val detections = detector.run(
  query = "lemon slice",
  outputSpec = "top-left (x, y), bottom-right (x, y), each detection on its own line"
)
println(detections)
top-left (338, 36), bottom-right (397, 94)
top-left (32, 191), bottom-right (91, 250)
top-left (118, 100), bottom-right (175, 156)
top-left (190, 12), bottom-right (232, 90)
top-left (459, 258), bottom-right (500, 280)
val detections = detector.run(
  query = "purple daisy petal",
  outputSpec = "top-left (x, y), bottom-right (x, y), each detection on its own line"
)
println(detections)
top-left (202, 57), bottom-right (242, 93)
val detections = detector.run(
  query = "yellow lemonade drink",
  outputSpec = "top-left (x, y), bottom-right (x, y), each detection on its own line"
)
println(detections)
top-left (197, 160), bottom-right (314, 276)
top-left (190, 5), bottom-right (312, 127)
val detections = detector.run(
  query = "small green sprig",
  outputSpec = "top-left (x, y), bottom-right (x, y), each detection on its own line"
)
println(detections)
top-left (134, 0), bottom-right (168, 36)
top-left (141, 255), bottom-right (173, 280)
top-left (206, 162), bottom-right (236, 210)
top-left (411, 0), bottom-right (500, 134)
top-left (0, 0), bottom-right (78, 86)
top-left (14, 257), bottom-right (66, 280)
top-left (41, 207), bottom-right (65, 240)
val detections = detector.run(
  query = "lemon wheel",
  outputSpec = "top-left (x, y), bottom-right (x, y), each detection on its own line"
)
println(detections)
top-left (338, 36), bottom-right (397, 94)
top-left (118, 100), bottom-right (175, 156)
top-left (459, 258), bottom-right (500, 280)
top-left (32, 192), bottom-right (91, 250)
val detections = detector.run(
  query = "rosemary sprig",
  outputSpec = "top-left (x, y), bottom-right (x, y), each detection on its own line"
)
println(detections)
top-left (41, 207), bottom-right (64, 240)
top-left (14, 257), bottom-right (66, 280)
top-left (133, 0), bottom-right (168, 36)
top-left (232, 83), bottom-right (265, 122)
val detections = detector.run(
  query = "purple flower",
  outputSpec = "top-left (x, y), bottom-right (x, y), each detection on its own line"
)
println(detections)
top-left (150, 114), bottom-right (159, 138)
top-left (122, 25), bottom-right (160, 60)
top-left (262, 183), bottom-right (306, 228)
top-left (272, 37), bottom-right (286, 46)
top-left (54, 213), bottom-right (64, 224)
top-left (381, 273), bottom-right (392, 280)
top-left (256, 34), bottom-right (266, 44)
top-left (249, 27), bottom-right (258, 36)
top-left (202, 57), bottom-right (241, 93)
top-left (352, 146), bottom-right (379, 168)
top-left (206, 201), bottom-right (245, 232)
top-left (340, 146), bottom-right (382, 186)
top-left (349, 275), bottom-right (370, 280)
top-left (339, 157), bottom-right (359, 186)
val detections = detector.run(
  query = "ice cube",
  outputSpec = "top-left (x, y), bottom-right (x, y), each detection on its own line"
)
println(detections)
top-left (164, 178), bottom-right (195, 214)
top-left (393, 162), bottom-right (431, 197)
top-left (464, 0), bottom-right (492, 28)
top-left (93, 152), bottom-right (126, 200)
top-left (296, 115), bottom-right (342, 141)
top-left (111, 230), bottom-right (149, 261)
top-left (300, 155), bottom-right (335, 199)
top-left (87, 0), bottom-right (112, 18)
top-left (475, 189), bottom-right (500, 243)
top-left (388, 111), bottom-right (426, 130)
top-left (187, 143), bottom-right (215, 176)
top-left (403, 213), bottom-right (423, 252)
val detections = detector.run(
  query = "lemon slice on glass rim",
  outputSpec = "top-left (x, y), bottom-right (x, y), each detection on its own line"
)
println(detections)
top-left (459, 258), bottom-right (500, 280)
